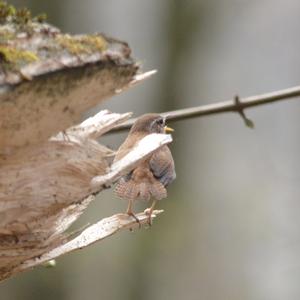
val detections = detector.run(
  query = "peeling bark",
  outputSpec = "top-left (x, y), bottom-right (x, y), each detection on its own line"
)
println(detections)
top-left (0, 15), bottom-right (161, 281)
top-left (0, 109), bottom-right (171, 282)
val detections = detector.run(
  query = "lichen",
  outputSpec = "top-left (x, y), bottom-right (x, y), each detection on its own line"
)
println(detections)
top-left (0, 1), bottom-right (118, 84)
top-left (80, 35), bottom-right (107, 52)
top-left (0, 45), bottom-right (38, 64)
top-left (0, 1), bottom-right (45, 73)
top-left (56, 34), bottom-right (107, 55)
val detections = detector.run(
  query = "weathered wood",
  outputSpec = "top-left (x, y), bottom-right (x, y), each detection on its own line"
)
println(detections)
top-left (0, 35), bottom-right (139, 154)
top-left (19, 209), bottom-right (164, 272)
top-left (0, 4), bottom-right (141, 154)
top-left (0, 109), bottom-right (171, 281)
top-left (0, 3), bottom-right (163, 281)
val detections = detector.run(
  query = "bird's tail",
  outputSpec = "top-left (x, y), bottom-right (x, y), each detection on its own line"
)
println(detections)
top-left (115, 179), bottom-right (167, 201)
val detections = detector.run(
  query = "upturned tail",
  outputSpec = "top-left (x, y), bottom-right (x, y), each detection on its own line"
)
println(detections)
top-left (115, 178), bottom-right (167, 201)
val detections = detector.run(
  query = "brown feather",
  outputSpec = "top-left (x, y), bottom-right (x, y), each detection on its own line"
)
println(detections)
top-left (115, 160), bottom-right (167, 201)
top-left (114, 113), bottom-right (175, 203)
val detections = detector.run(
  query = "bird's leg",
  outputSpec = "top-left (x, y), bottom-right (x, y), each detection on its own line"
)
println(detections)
top-left (145, 200), bottom-right (157, 226)
top-left (126, 199), bottom-right (141, 228)
top-left (61, 130), bottom-right (71, 142)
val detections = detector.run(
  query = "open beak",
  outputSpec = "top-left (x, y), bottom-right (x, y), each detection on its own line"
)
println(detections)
top-left (164, 126), bottom-right (174, 133)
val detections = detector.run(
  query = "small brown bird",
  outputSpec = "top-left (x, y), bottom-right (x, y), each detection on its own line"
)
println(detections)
top-left (114, 113), bottom-right (176, 224)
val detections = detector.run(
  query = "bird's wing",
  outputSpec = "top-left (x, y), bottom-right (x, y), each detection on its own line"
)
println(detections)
top-left (149, 145), bottom-right (176, 187)
top-left (114, 132), bottom-right (145, 162)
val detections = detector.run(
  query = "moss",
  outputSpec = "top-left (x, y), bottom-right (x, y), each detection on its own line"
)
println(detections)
top-left (14, 7), bottom-right (32, 25)
top-left (0, 45), bottom-right (38, 64)
top-left (56, 35), bottom-right (90, 55)
top-left (80, 35), bottom-right (107, 52)
top-left (0, 1), bottom-right (47, 25)
top-left (0, 1), bottom-right (114, 80)
top-left (56, 34), bottom-right (107, 55)
top-left (33, 13), bottom-right (47, 23)
top-left (0, 2), bottom-right (16, 23)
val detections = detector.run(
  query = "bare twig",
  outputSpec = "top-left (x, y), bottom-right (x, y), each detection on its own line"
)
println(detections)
top-left (110, 85), bottom-right (300, 132)
top-left (234, 95), bottom-right (255, 128)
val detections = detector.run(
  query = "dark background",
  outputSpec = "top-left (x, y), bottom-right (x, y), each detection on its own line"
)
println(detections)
top-left (2, 1), bottom-right (300, 299)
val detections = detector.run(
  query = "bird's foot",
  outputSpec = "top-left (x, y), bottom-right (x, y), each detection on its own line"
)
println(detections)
top-left (62, 130), bottom-right (69, 141)
top-left (127, 211), bottom-right (141, 229)
top-left (144, 208), bottom-right (153, 226)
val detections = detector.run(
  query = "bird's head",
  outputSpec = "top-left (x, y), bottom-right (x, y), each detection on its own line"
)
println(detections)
top-left (130, 113), bottom-right (174, 134)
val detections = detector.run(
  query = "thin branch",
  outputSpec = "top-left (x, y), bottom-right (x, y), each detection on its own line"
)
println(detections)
top-left (110, 85), bottom-right (300, 132)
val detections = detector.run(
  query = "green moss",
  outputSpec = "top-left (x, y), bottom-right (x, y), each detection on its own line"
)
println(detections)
top-left (0, 45), bottom-right (38, 64)
top-left (56, 35), bottom-right (90, 55)
top-left (0, 1), bottom-right (47, 25)
top-left (0, 1), bottom-right (112, 79)
top-left (80, 35), bottom-right (107, 52)
top-left (33, 13), bottom-right (47, 23)
top-left (0, 2), bottom-right (16, 23)
top-left (14, 7), bottom-right (32, 25)
top-left (56, 34), bottom-right (107, 55)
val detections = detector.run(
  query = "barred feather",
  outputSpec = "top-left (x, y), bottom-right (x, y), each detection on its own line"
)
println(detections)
top-left (115, 166), bottom-right (168, 201)
top-left (115, 179), bottom-right (139, 201)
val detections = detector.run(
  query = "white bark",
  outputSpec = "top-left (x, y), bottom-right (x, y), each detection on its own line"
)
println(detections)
top-left (19, 209), bottom-right (164, 272)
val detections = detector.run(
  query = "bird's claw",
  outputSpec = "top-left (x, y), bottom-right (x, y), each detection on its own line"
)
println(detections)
top-left (127, 212), bottom-right (141, 229)
top-left (144, 208), bottom-right (153, 226)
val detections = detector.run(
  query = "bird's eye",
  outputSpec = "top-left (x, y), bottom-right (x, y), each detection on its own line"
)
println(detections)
top-left (157, 118), bottom-right (164, 125)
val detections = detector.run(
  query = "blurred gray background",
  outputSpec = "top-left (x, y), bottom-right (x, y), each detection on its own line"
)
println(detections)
top-left (2, 0), bottom-right (300, 299)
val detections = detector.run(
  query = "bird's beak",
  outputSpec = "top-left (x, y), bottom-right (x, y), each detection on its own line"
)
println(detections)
top-left (164, 126), bottom-right (174, 133)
